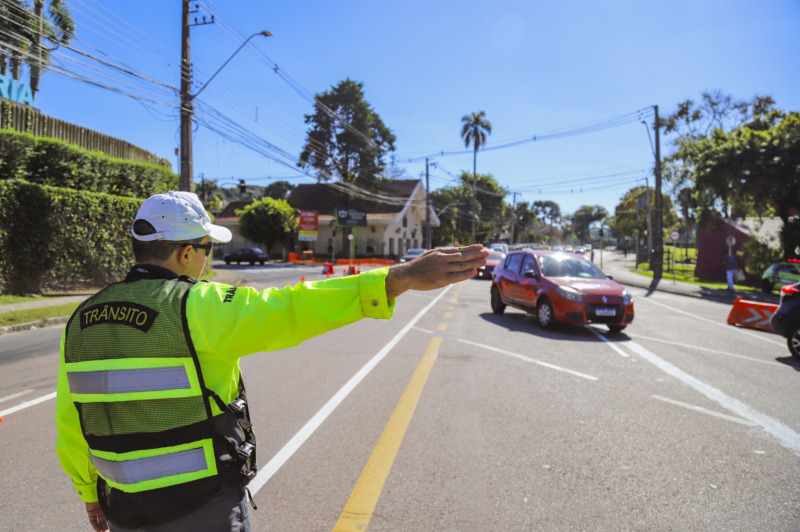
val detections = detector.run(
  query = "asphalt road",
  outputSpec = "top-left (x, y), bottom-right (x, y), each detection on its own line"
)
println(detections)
top-left (1, 263), bottom-right (798, 531)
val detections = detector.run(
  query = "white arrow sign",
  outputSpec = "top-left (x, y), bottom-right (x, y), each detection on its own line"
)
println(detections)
top-left (740, 307), bottom-right (774, 327)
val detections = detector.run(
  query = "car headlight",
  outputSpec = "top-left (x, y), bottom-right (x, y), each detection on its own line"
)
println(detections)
top-left (556, 286), bottom-right (583, 302)
top-left (623, 289), bottom-right (632, 305)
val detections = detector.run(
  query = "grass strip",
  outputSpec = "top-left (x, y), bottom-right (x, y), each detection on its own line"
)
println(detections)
top-left (0, 303), bottom-right (80, 328)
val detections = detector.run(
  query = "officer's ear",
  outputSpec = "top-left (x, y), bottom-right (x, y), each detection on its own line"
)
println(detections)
top-left (174, 244), bottom-right (194, 266)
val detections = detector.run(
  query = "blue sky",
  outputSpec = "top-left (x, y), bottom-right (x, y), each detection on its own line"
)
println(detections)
top-left (28, 0), bottom-right (800, 218)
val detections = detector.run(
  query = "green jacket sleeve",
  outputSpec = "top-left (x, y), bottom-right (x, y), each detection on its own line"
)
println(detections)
top-left (187, 267), bottom-right (395, 360)
top-left (55, 329), bottom-right (99, 503)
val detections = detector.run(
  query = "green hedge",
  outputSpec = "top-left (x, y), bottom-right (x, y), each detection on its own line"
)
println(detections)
top-left (0, 180), bottom-right (141, 294)
top-left (0, 129), bottom-right (177, 196)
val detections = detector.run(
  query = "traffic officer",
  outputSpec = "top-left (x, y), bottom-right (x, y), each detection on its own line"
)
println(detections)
top-left (55, 191), bottom-right (487, 531)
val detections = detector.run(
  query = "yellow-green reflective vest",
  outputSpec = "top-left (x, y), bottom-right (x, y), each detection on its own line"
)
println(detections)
top-left (64, 275), bottom-right (254, 526)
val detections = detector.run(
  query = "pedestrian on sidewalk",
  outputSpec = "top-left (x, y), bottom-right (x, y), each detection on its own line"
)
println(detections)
top-left (724, 252), bottom-right (737, 291)
top-left (56, 191), bottom-right (488, 532)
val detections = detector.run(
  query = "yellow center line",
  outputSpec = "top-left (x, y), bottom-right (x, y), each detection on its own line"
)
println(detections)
top-left (442, 311), bottom-right (452, 319)
top-left (332, 336), bottom-right (443, 532)
top-left (436, 321), bottom-right (448, 331)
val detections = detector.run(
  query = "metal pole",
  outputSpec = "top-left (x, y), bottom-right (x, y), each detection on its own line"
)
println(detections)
top-left (425, 159), bottom-right (432, 249)
top-left (653, 105), bottom-right (664, 277)
top-left (179, 0), bottom-right (193, 191)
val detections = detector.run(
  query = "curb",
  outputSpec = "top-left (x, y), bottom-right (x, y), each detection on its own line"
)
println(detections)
top-left (0, 315), bottom-right (71, 336)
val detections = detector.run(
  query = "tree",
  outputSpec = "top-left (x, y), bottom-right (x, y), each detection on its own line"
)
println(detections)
top-left (262, 180), bottom-right (295, 201)
top-left (663, 91), bottom-right (776, 222)
top-left (460, 111), bottom-right (492, 243)
top-left (29, 0), bottom-right (75, 98)
top-left (511, 202), bottom-right (546, 244)
top-left (569, 205), bottom-right (608, 244)
top-left (236, 197), bottom-right (297, 252)
top-left (610, 186), bottom-right (679, 248)
top-left (298, 78), bottom-right (396, 189)
top-left (533, 200), bottom-right (561, 242)
top-left (0, 0), bottom-right (31, 78)
top-left (0, 0), bottom-right (74, 96)
top-left (683, 111), bottom-right (800, 256)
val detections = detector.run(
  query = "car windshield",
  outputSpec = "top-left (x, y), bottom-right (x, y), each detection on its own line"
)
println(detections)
top-left (406, 249), bottom-right (425, 256)
top-left (538, 255), bottom-right (606, 279)
top-left (487, 252), bottom-right (505, 261)
top-left (250, 248), bottom-right (264, 253)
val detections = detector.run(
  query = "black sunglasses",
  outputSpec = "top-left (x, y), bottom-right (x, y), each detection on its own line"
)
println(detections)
top-left (173, 242), bottom-right (213, 254)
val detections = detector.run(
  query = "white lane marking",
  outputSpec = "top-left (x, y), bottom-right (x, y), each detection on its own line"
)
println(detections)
top-left (414, 326), bottom-right (600, 380)
top-left (248, 285), bottom-right (453, 496)
top-left (0, 389), bottom-right (34, 404)
top-left (456, 338), bottom-right (598, 381)
top-left (629, 334), bottom-right (781, 366)
top-left (0, 391), bottom-right (57, 417)
top-left (591, 331), bottom-right (800, 455)
top-left (635, 296), bottom-right (784, 346)
top-left (651, 395), bottom-right (757, 427)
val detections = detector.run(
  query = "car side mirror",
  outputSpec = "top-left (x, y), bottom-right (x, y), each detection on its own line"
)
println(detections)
top-left (524, 270), bottom-right (540, 279)
top-left (606, 275), bottom-right (614, 280)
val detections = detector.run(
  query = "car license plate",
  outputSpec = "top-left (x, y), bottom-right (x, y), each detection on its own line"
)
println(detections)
top-left (596, 308), bottom-right (616, 316)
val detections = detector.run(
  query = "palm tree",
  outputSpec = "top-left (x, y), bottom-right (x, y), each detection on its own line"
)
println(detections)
top-left (29, 0), bottom-right (75, 98)
top-left (460, 111), bottom-right (492, 243)
top-left (0, 0), bottom-right (32, 78)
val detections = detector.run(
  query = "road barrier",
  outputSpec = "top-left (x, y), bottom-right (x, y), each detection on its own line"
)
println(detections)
top-left (726, 297), bottom-right (778, 332)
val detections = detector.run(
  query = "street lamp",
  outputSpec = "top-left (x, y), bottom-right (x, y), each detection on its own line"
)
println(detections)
top-left (180, 30), bottom-right (272, 192)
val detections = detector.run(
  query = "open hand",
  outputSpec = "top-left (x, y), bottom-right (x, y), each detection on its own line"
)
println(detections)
top-left (385, 244), bottom-right (489, 300)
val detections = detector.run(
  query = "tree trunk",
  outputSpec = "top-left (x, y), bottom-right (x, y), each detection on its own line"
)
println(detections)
top-left (30, 0), bottom-right (44, 97)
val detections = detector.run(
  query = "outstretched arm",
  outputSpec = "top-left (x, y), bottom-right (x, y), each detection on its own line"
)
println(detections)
top-left (384, 244), bottom-right (489, 300)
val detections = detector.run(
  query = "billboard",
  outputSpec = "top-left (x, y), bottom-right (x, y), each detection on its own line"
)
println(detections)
top-left (335, 207), bottom-right (367, 227)
top-left (298, 210), bottom-right (318, 241)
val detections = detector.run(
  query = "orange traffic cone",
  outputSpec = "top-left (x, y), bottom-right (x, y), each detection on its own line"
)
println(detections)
top-left (726, 297), bottom-right (778, 332)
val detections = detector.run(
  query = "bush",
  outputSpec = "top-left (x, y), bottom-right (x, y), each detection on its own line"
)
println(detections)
top-left (0, 129), bottom-right (177, 196)
top-left (0, 180), bottom-right (141, 294)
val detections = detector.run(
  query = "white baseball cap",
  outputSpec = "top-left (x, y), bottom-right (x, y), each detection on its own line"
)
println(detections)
top-left (131, 191), bottom-right (232, 243)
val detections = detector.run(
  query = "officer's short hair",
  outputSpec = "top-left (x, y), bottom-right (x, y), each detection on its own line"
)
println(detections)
top-left (131, 220), bottom-right (204, 262)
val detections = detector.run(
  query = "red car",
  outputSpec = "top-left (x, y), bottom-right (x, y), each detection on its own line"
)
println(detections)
top-left (476, 251), bottom-right (506, 279)
top-left (490, 249), bottom-right (634, 333)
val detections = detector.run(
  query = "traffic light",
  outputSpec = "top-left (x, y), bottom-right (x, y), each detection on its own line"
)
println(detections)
top-left (238, 179), bottom-right (246, 195)
top-left (599, 228), bottom-right (604, 237)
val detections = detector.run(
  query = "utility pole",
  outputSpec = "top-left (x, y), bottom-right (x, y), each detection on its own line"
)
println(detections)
top-left (179, 1), bottom-right (216, 192)
top-left (646, 177), bottom-right (653, 268)
top-left (652, 105), bottom-right (664, 278)
top-left (509, 192), bottom-right (518, 245)
top-left (179, 0), bottom-right (194, 192)
top-left (425, 158), bottom-right (433, 249)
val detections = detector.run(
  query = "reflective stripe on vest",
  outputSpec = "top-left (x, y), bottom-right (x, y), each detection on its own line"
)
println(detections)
top-left (68, 366), bottom-right (190, 395)
top-left (90, 439), bottom-right (217, 493)
top-left (65, 358), bottom-right (202, 403)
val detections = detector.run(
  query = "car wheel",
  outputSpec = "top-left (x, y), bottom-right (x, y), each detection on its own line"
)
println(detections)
top-left (608, 325), bottom-right (627, 334)
top-left (761, 279), bottom-right (773, 294)
top-left (788, 322), bottom-right (800, 360)
top-left (225, 260), bottom-right (230, 265)
top-left (260, 261), bottom-right (265, 265)
top-left (537, 298), bottom-right (556, 330)
top-left (490, 286), bottom-right (506, 315)
top-left (249, 261), bottom-right (255, 265)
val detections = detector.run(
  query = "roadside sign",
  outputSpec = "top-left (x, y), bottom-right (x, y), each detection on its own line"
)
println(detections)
top-left (335, 208), bottom-right (367, 227)
top-left (726, 235), bottom-right (736, 246)
top-left (298, 210), bottom-right (318, 241)
top-left (670, 231), bottom-right (680, 241)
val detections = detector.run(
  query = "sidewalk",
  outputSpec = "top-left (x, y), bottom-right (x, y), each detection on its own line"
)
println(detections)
top-left (0, 264), bottom-right (247, 335)
top-left (597, 249), bottom-right (780, 305)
